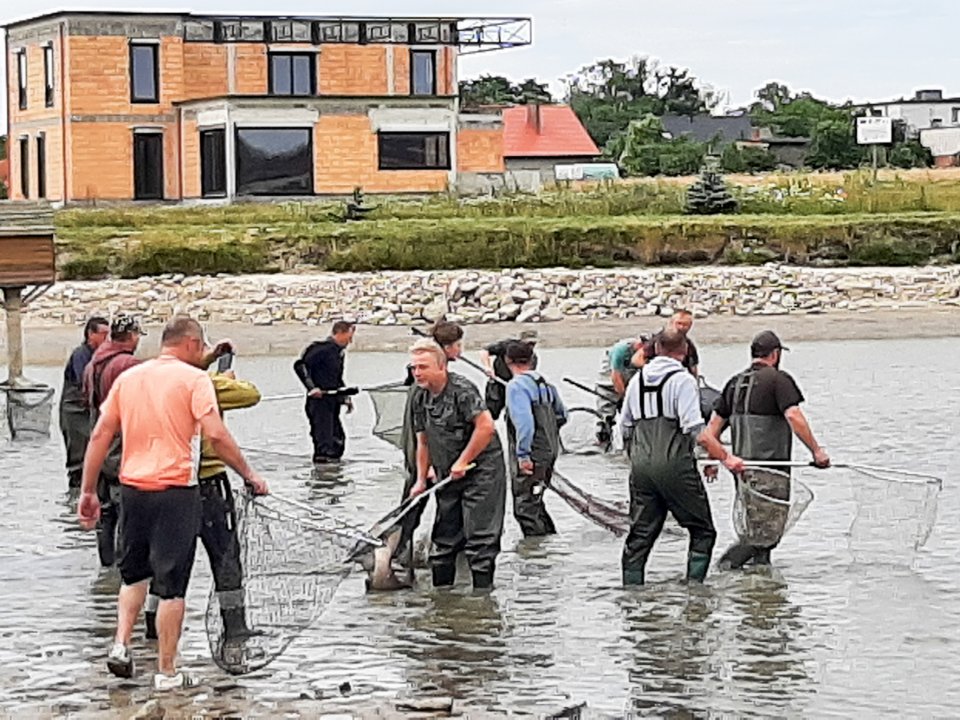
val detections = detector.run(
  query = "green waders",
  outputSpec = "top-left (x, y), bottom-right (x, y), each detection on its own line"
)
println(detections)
top-left (506, 374), bottom-right (560, 538)
top-left (622, 370), bottom-right (716, 586)
top-left (718, 369), bottom-right (794, 569)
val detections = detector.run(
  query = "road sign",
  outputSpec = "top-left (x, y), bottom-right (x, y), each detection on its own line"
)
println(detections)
top-left (857, 116), bottom-right (893, 145)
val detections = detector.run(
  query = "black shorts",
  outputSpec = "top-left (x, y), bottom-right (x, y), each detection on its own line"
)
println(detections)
top-left (118, 485), bottom-right (201, 599)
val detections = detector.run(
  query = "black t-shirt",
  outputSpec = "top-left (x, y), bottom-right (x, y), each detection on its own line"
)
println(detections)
top-left (486, 339), bottom-right (538, 381)
top-left (714, 363), bottom-right (804, 419)
top-left (643, 332), bottom-right (699, 370)
top-left (299, 338), bottom-right (345, 390)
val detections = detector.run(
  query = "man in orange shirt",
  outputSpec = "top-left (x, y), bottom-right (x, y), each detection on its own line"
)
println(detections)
top-left (78, 315), bottom-right (268, 690)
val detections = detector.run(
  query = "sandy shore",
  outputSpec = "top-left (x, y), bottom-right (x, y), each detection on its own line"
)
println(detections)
top-left (7, 307), bottom-right (960, 366)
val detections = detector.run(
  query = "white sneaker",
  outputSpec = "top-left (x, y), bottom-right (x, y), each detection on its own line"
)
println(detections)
top-left (106, 643), bottom-right (134, 678)
top-left (153, 672), bottom-right (188, 691)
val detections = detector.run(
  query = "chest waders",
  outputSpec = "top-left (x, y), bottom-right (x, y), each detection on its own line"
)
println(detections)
top-left (622, 370), bottom-right (716, 586)
top-left (508, 375), bottom-right (560, 538)
top-left (720, 369), bottom-right (794, 569)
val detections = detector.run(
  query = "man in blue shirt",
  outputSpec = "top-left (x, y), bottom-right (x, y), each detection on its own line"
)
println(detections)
top-left (504, 341), bottom-right (568, 537)
top-left (59, 315), bottom-right (109, 488)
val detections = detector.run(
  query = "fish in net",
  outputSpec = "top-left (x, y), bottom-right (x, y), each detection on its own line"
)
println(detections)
top-left (205, 492), bottom-right (380, 675)
top-left (845, 464), bottom-right (942, 566)
top-left (366, 381), bottom-right (410, 451)
top-left (560, 407), bottom-right (614, 455)
top-left (549, 470), bottom-right (629, 536)
top-left (732, 468), bottom-right (814, 547)
top-left (2, 385), bottom-right (55, 440)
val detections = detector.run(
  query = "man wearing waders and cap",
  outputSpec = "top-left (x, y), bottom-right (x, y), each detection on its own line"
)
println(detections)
top-left (504, 340), bottom-right (568, 537)
top-left (409, 340), bottom-right (506, 590)
top-left (705, 330), bottom-right (830, 569)
top-left (60, 316), bottom-right (109, 489)
top-left (619, 329), bottom-right (745, 585)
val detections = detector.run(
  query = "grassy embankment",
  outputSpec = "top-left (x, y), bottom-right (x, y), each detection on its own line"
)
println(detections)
top-left (55, 171), bottom-right (960, 280)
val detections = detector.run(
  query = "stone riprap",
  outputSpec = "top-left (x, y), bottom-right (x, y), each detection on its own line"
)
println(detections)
top-left (26, 265), bottom-right (960, 327)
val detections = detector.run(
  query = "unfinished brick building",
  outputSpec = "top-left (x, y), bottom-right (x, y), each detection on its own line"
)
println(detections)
top-left (4, 11), bottom-right (531, 203)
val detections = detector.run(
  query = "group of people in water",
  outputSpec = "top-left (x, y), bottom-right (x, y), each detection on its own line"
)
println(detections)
top-left (61, 307), bottom-right (831, 688)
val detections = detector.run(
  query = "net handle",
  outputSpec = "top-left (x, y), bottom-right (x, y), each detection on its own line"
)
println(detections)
top-left (741, 460), bottom-right (941, 484)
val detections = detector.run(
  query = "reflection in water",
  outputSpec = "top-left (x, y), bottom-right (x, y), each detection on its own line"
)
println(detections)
top-left (2, 338), bottom-right (960, 716)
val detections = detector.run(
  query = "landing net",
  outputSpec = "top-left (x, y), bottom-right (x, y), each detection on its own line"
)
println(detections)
top-left (2, 385), bottom-right (55, 440)
top-left (732, 468), bottom-right (814, 547)
top-left (550, 470), bottom-right (628, 536)
top-left (560, 407), bottom-right (613, 455)
top-left (204, 492), bottom-right (378, 675)
top-left (367, 381), bottom-right (410, 451)
top-left (846, 464), bottom-right (941, 566)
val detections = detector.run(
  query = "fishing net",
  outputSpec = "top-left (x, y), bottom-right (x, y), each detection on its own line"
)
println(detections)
top-left (550, 470), bottom-right (629, 536)
top-left (2, 384), bottom-right (55, 440)
top-left (560, 407), bottom-right (613, 455)
top-left (205, 492), bottom-right (379, 675)
top-left (846, 465), bottom-right (942, 566)
top-left (366, 381), bottom-right (410, 451)
top-left (732, 468), bottom-right (814, 547)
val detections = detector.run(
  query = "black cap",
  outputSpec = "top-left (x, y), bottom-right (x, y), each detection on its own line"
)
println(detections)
top-left (751, 330), bottom-right (787, 357)
top-left (111, 314), bottom-right (147, 336)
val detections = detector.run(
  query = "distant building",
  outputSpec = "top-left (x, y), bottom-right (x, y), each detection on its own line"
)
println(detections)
top-left (861, 89), bottom-right (960, 137)
top-left (4, 10), bottom-right (532, 203)
top-left (502, 104), bottom-right (599, 189)
top-left (920, 127), bottom-right (960, 167)
top-left (0, 159), bottom-right (9, 196)
top-left (738, 128), bottom-right (810, 169)
top-left (660, 113), bottom-right (753, 148)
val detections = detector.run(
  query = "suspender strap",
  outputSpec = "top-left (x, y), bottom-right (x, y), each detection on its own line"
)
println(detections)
top-left (636, 369), bottom-right (683, 419)
top-left (732, 369), bottom-right (757, 416)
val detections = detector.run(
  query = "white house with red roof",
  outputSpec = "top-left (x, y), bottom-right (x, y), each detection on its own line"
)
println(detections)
top-left (501, 104), bottom-right (600, 187)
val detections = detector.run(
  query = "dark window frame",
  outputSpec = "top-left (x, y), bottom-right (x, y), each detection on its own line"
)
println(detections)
top-left (234, 126), bottom-right (314, 197)
top-left (267, 52), bottom-right (316, 96)
top-left (410, 49), bottom-right (437, 96)
top-left (129, 42), bottom-right (160, 104)
top-left (36, 134), bottom-right (46, 199)
top-left (200, 128), bottom-right (227, 198)
top-left (378, 132), bottom-right (450, 171)
top-left (17, 50), bottom-right (27, 111)
top-left (133, 131), bottom-right (165, 200)
top-left (18, 136), bottom-right (30, 198)
top-left (43, 45), bottom-right (54, 107)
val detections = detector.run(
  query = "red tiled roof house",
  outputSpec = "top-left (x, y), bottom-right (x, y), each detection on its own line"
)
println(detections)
top-left (502, 104), bottom-right (599, 187)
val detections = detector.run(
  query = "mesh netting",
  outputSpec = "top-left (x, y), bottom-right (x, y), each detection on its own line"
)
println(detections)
top-left (846, 465), bottom-right (941, 566)
top-left (560, 407), bottom-right (613, 455)
top-left (3, 385), bottom-right (55, 440)
top-left (732, 468), bottom-right (814, 547)
top-left (205, 493), bottom-right (377, 675)
top-left (366, 381), bottom-right (410, 451)
top-left (550, 471), bottom-right (629, 536)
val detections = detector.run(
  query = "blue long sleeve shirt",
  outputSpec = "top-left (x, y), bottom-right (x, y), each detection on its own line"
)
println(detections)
top-left (505, 371), bottom-right (568, 461)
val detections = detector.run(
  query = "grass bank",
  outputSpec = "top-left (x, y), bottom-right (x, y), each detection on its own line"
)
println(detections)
top-left (56, 211), bottom-right (960, 280)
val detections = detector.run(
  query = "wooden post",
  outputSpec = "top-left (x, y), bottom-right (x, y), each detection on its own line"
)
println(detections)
top-left (3, 286), bottom-right (25, 385)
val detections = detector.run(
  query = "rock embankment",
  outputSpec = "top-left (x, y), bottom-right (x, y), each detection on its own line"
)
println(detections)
top-left (27, 265), bottom-right (960, 326)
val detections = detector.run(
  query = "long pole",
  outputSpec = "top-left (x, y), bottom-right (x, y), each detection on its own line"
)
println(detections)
top-left (3, 286), bottom-right (24, 385)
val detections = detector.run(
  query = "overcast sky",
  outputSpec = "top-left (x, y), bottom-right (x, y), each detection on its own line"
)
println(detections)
top-left (2, 0), bottom-right (958, 131)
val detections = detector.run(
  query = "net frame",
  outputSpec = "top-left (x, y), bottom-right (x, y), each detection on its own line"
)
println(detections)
top-left (560, 406), bottom-right (614, 455)
top-left (550, 470), bottom-right (629, 536)
top-left (732, 468), bottom-right (814, 547)
top-left (2, 384), bottom-right (55, 440)
top-left (366, 381), bottom-right (411, 452)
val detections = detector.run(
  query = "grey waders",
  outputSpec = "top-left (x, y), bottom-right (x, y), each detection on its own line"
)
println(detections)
top-left (718, 369), bottom-right (793, 570)
top-left (623, 370), bottom-right (716, 586)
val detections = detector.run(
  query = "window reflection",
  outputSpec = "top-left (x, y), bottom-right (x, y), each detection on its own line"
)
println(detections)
top-left (236, 128), bottom-right (313, 195)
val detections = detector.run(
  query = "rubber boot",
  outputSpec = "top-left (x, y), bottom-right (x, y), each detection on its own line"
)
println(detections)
top-left (717, 542), bottom-right (756, 571)
top-left (144, 611), bottom-right (158, 640)
top-left (221, 606), bottom-right (256, 642)
top-left (622, 567), bottom-right (645, 586)
top-left (750, 548), bottom-right (772, 566)
top-left (67, 469), bottom-right (82, 490)
top-left (686, 552), bottom-right (711, 583)
top-left (431, 564), bottom-right (456, 588)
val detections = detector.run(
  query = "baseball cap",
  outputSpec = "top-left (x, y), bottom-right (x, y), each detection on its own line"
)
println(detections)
top-left (111, 314), bottom-right (147, 336)
top-left (750, 330), bottom-right (788, 357)
top-left (519, 329), bottom-right (539, 343)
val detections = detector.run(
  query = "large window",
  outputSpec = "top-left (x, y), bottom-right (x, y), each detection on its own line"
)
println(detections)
top-left (18, 137), bottom-right (29, 198)
top-left (235, 128), bottom-right (313, 196)
top-left (378, 132), bottom-right (449, 170)
top-left (410, 50), bottom-right (436, 96)
top-left (129, 43), bottom-right (159, 103)
top-left (36, 134), bottom-right (46, 199)
top-left (133, 132), bottom-right (164, 200)
top-left (200, 129), bottom-right (227, 197)
top-left (43, 45), bottom-right (54, 107)
top-left (268, 53), bottom-right (315, 96)
top-left (17, 50), bottom-right (27, 110)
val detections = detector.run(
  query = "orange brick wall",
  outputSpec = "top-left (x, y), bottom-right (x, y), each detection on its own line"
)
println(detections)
top-left (393, 47), bottom-right (410, 96)
top-left (8, 40), bottom-right (63, 124)
top-left (182, 43), bottom-right (227, 98)
top-left (314, 116), bottom-right (448, 194)
top-left (234, 45), bottom-right (267, 94)
top-left (458, 128), bottom-right (505, 173)
top-left (70, 123), bottom-right (177, 200)
top-left (319, 46), bottom-right (388, 95)
top-left (181, 118), bottom-right (200, 198)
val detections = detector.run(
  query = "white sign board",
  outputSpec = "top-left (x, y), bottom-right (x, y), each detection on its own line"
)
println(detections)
top-left (857, 116), bottom-right (893, 145)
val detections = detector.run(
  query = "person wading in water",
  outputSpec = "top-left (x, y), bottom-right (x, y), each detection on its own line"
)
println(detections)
top-left (60, 316), bottom-right (108, 489)
top-left (619, 329), bottom-right (744, 585)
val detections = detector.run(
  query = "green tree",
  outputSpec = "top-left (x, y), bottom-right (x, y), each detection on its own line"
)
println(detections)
top-left (888, 140), bottom-right (933, 168)
top-left (806, 119), bottom-right (867, 169)
top-left (0, 135), bottom-right (7, 160)
top-left (459, 75), bottom-right (553, 109)
top-left (721, 143), bottom-right (777, 173)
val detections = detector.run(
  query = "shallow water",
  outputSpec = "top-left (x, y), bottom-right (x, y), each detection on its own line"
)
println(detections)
top-left (1, 338), bottom-right (958, 718)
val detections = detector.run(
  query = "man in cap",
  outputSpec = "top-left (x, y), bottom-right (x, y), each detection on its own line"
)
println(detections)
top-left (479, 329), bottom-right (539, 420)
top-left (59, 316), bottom-right (109, 489)
top-left (82, 314), bottom-right (147, 566)
top-left (619, 329), bottom-right (744, 586)
top-left (705, 330), bottom-right (830, 570)
top-left (504, 340), bottom-right (568, 537)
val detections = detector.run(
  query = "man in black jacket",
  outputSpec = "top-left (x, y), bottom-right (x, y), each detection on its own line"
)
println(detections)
top-left (294, 321), bottom-right (356, 463)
